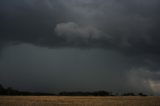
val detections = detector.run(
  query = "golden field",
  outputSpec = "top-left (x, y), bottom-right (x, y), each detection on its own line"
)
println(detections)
top-left (0, 96), bottom-right (160, 106)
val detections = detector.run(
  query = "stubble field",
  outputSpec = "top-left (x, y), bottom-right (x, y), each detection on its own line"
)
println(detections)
top-left (0, 96), bottom-right (160, 106)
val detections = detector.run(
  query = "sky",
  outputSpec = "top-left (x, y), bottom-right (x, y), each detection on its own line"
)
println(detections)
top-left (0, 0), bottom-right (160, 95)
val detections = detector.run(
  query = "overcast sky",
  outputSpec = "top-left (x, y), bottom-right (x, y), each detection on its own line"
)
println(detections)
top-left (0, 0), bottom-right (160, 95)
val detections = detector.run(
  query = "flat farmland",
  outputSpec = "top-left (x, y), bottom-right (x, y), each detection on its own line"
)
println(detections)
top-left (0, 96), bottom-right (160, 106)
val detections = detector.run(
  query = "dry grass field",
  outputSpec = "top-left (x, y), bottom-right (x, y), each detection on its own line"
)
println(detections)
top-left (0, 96), bottom-right (160, 106)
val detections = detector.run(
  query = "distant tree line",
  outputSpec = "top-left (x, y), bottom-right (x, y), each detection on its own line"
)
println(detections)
top-left (0, 84), bottom-right (147, 96)
top-left (0, 84), bottom-right (55, 96)
top-left (59, 91), bottom-right (147, 96)
top-left (122, 92), bottom-right (147, 96)
top-left (59, 91), bottom-right (113, 96)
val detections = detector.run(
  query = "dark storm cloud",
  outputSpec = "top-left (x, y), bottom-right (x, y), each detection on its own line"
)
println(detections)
top-left (0, 0), bottom-right (72, 48)
top-left (1, 0), bottom-right (160, 94)
top-left (1, 0), bottom-right (160, 75)
top-left (0, 0), bottom-right (160, 56)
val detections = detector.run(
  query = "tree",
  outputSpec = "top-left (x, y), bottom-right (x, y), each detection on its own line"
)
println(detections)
top-left (0, 84), bottom-right (5, 95)
top-left (138, 93), bottom-right (147, 96)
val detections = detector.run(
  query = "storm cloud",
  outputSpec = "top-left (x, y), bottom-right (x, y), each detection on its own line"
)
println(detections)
top-left (0, 0), bottom-right (160, 94)
top-left (1, 0), bottom-right (160, 52)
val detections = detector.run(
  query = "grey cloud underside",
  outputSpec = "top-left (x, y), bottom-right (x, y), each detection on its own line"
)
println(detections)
top-left (0, 0), bottom-right (160, 56)
top-left (1, 0), bottom-right (160, 94)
